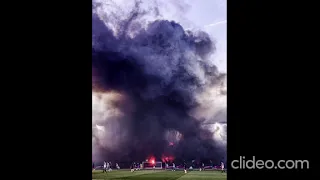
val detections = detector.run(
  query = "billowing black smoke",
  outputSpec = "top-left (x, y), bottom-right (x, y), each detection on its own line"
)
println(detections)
top-left (92, 0), bottom-right (226, 164)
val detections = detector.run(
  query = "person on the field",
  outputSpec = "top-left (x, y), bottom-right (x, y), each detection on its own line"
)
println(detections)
top-left (166, 163), bottom-right (169, 170)
top-left (202, 163), bottom-right (205, 171)
top-left (221, 161), bottom-right (225, 173)
top-left (106, 162), bottom-right (109, 170)
top-left (130, 162), bottom-right (135, 172)
top-left (116, 163), bottom-right (120, 169)
top-left (184, 163), bottom-right (187, 173)
top-left (108, 162), bottom-right (113, 171)
top-left (103, 161), bottom-right (107, 173)
top-left (172, 163), bottom-right (175, 171)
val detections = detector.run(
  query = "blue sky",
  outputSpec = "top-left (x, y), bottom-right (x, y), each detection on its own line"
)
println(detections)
top-left (97, 0), bottom-right (226, 72)
top-left (170, 0), bottom-right (226, 73)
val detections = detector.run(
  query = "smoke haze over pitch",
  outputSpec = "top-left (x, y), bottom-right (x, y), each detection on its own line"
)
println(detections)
top-left (92, 0), bottom-right (226, 164)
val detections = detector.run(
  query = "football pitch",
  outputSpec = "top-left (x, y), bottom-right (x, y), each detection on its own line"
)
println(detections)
top-left (92, 169), bottom-right (226, 180)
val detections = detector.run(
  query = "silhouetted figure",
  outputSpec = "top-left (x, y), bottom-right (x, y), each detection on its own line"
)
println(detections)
top-left (130, 162), bottom-right (135, 172)
top-left (184, 163), bottom-right (187, 173)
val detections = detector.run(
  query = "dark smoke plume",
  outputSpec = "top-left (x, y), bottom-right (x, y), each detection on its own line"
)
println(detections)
top-left (92, 0), bottom-right (226, 164)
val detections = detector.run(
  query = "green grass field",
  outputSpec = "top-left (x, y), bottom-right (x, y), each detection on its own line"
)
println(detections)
top-left (92, 169), bottom-right (226, 180)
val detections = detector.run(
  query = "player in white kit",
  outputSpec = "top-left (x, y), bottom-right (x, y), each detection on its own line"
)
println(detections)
top-left (221, 161), bottom-right (225, 173)
top-left (103, 161), bottom-right (107, 173)
top-left (108, 162), bottom-right (113, 171)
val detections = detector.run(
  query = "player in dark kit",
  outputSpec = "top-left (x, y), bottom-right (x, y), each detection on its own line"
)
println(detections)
top-left (184, 163), bottom-right (187, 173)
top-left (130, 162), bottom-right (135, 172)
top-left (172, 163), bottom-right (176, 171)
top-left (200, 162), bottom-right (204, 171)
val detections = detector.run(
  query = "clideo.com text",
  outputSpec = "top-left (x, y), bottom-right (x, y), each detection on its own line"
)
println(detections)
top-left (231, 156), bottom-right (309, 169)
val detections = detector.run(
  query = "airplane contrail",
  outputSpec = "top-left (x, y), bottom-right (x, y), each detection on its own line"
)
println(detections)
top-left (205, 20), bottom-right (227, 27)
